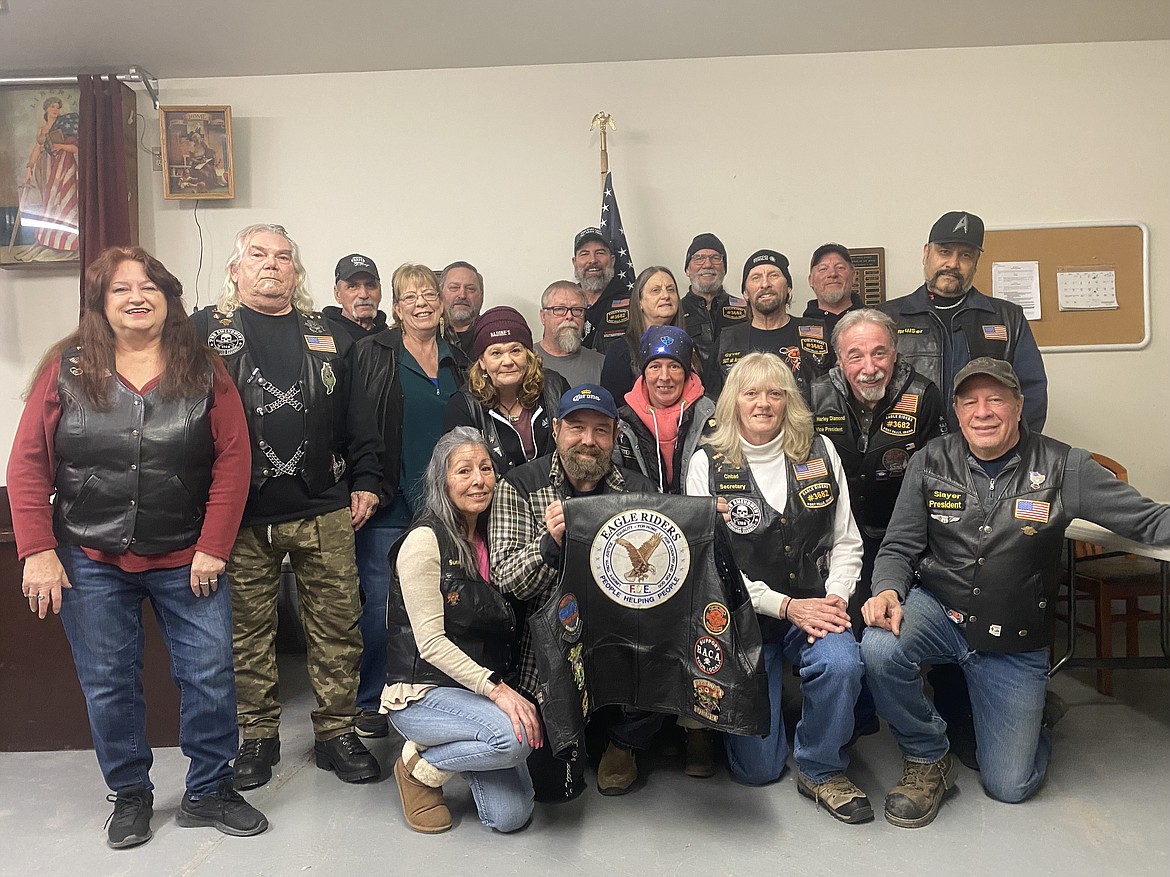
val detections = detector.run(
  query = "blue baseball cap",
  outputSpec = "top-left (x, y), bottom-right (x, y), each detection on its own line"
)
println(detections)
top-left (558, 384), bottom-right (618, 419)
top-left (639, 325), bottom-right (694, 374)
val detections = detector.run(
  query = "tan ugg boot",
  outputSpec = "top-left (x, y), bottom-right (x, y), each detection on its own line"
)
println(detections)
top-left (394, 741), bottom-right (453, 834)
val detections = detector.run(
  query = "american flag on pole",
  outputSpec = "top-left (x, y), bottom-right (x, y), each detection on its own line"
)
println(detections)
top-left (600, 171), bottom-right (635, 293)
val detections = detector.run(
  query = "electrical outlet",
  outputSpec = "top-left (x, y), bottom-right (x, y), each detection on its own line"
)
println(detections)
top-left (152, 148), bottom-right (162, 171)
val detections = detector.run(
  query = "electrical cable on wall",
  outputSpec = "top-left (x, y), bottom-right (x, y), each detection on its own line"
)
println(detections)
top-left (192, 199), bottom-right (205, 311)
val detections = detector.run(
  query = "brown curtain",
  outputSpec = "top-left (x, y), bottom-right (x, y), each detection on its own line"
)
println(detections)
top-left (77, 74), bottom-right (132, 311)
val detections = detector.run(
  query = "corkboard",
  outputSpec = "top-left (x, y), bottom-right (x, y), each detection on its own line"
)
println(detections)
top-left (973, 223), bottom-right (1148, 351)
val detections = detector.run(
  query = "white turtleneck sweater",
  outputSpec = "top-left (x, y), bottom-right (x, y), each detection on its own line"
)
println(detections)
top-left (686, 431), bottom-right (863, 619)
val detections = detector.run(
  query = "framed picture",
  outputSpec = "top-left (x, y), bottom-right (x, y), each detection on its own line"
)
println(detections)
top-left (159, 105), bottom-right (234, 200)
top-left (0, 84), bottom-right (82, 266)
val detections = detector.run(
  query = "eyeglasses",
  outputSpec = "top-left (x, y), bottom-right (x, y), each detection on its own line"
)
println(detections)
top-left (542, 306), bottom-right (586, 318)
top-left (398, 290), bottom-right (440, 306)
top-left (690, 253), bottom-right (724, 266)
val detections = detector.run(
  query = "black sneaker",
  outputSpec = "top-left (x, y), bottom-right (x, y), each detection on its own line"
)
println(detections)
top-left (233, 736), bottom-right (280, 791)
top-left (355, 709), bottom-right (389, 739)
top-left (177, 779), bottom-right (269, 836)
top-left (105, 786), bottom-right (153, 849)
top-left (314, 732), bottom-right (381, 783)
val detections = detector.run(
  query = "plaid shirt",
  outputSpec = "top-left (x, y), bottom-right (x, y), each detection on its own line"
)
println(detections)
top-left (488, 452), bottom-right (640, 697)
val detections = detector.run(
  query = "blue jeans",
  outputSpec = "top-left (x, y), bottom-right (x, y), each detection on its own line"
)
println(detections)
top-left (389, 687), bottom-right (534, 832)
top-left (861, 587), bottom-right (1051, 803)
top-left (725, 625), bottom-right (863, 785)
top-left (57, 545), bottom-right (237, 797)
top-left (354, 524), bottom-right (404, 711)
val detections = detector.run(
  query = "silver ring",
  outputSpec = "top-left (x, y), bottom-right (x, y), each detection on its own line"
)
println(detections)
top-left (37, 594), bottom-right (46, 601)
top-left (199, 579), bottom-right (213, 585)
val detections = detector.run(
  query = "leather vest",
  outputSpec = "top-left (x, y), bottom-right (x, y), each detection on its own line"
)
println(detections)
top-left (811, 362), bottom-right (942, 540)
top-left (385, 524), bottom-right (517, 687)
top-left (916, 432), bottom-right (1070, 653)
top-left (583, 277), bottom-right (632, 353)
top-left (529, 494), bottom-right (769, 756)
top-left (879, 286), bottom-right (1024, 401)
top-left (713, 318), bottom-right (830, 402)
top-left (53, 349), bottom-right (214, 555)
top-left (203, 307), bottom-right (346, 495)
top-left (705, 435), bottom-right (840, 641)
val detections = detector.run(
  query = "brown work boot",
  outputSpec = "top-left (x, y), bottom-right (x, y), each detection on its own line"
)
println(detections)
top-left (393, 753), bottom-right (453, 834)
top-left (684, 729), bottom-right (717, 778)
top-left (884, 754), bottom-right (957, 829)
top-left (796, 772), bottom-right (874, 824)
top-left (597, 742), bottom-right (638, 796)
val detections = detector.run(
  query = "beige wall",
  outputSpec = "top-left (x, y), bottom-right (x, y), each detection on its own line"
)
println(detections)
top-left (2, 40), bottom-right (1167, 495)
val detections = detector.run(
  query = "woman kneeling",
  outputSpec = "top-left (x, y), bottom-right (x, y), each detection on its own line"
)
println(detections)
top-left (383, 426), bottom-right (542, 833)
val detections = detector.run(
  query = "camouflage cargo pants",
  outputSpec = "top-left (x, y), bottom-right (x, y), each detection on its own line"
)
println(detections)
top-left (230, 507), bottom-right (362, 741)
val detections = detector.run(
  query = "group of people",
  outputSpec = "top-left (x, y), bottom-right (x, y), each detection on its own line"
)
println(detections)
top-left (10, 211), bottom-right (1170, 849)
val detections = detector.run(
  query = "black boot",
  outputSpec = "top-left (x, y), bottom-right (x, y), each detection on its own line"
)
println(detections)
top-left (233, 736), bottom-right (280, 790)
top-left (314, 732), bottom-right (381, 783)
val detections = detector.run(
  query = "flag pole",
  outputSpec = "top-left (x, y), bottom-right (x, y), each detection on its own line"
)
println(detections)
top-left (590, 112), bottom-right (615, 194)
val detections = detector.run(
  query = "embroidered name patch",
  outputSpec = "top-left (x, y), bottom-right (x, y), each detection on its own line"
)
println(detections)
top-left (927, 489), bottom-right (965, 511)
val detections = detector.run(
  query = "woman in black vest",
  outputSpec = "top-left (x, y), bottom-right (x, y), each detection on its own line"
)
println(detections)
top-left (7, 246), bottom-right (266, 847)
top-left (444, 306), bottom-right (567, 476)
top-left (384, 426), bottom-right (542, 834)
top-left (685, 352), bottom-right (870, 824)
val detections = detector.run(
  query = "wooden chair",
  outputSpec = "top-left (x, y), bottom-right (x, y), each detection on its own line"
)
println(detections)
top-left (1058, 453), bottom-right (1161, 695)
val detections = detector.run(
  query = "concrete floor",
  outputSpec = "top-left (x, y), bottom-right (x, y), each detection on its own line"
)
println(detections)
top-left (3, 637), bottom-right (1169, 877)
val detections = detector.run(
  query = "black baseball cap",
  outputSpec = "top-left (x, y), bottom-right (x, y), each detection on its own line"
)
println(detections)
top-left (573, 227), bottom-right (613, 255)
top-left (928, 212), bottom-right (985, 251)
top-left (810, 242), bottom-right (853, 270)
top-left (335, 253), bottom-right (380, 283)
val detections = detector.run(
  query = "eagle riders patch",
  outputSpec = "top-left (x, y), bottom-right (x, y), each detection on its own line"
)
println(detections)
top-left (590, 509), bottom-right (691, 609)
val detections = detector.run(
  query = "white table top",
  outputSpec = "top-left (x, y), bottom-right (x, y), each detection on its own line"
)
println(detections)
top-left (1065, 519), bottom-right (1170, 563)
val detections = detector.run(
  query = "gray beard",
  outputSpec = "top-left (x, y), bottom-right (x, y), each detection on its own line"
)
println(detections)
top-left (689, 275), bottom-right (724, 296)
top-left (448, 303), bottom-right (476, 325)
top-left (553, 325), bottom-right (583, 354)
top-left (575, 265), bottom-right (614, 294)
top-left (815, 287), bottom-right (851, 308)
top-left (854, 374), bottom-right (888, 402)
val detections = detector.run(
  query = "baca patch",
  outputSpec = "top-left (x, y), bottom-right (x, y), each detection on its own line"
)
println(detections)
top-left (694, 637), bottom-right (724, 675)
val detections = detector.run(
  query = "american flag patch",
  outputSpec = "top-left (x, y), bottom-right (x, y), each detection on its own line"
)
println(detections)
top-left (893, 393), bottom-right (919, 414)
top-left (1014, 499), bottom-right (1051, 523)
top-left (799, 325), bottom-right (824, 339)
top-left (794, 458), bottom-right (828, 481)
top-left (305, 335), bottom-right (337, 353)
top-left (612, 298), bottom-right (630, 308)
top-left (983, 324), bottom-right (1008, 341)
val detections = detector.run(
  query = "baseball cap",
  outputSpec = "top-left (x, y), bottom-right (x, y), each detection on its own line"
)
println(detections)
top-left (928, 212), bottom-right (985, 251)
top-left (810, 242), bottom-right (853, 270)
top-left (335, 253), bottom-right (380, 283)
top-left (573, 227), bottom-right (614, 255)
top-left (953, 357), bottom-right (1020, 395)
top-left (558, 383), bottom-right (618, 419)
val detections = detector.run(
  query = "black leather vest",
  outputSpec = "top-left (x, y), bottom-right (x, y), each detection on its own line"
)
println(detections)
top-left (385, 524), bottom-right (517, 687)
top-left (879, 287), bottom-right (1024, 402)
top-left (529, 494), bottom-right (769, 756)
top-left (705, 435), bottom-right (840, 642)
top-left (583, 277), bottom-right (632, 354)
top-left (811, 362), bottom-right (943, 540)
top-left (916, 432), bottom-right (1070, 653)
top-left (713, 318), bottom-right (831, 402)
top-left (53, 349), bottom-right (214, 555)
top-left (203, 307), bottom-right (346, 495)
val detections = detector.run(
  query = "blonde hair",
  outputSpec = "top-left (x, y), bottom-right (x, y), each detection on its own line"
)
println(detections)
top-left (218, 223), bottom-right (314, 316)
top-left (467, 347), bottom-right (545, 409)
top-left (702, 351), bottom-right (814, 468)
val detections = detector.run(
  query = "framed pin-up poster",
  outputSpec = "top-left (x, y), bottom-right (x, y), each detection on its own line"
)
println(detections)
top-left (0, 85), bottom-right (82, 266)
top-left (160, 105), bottom-right (235, 200)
